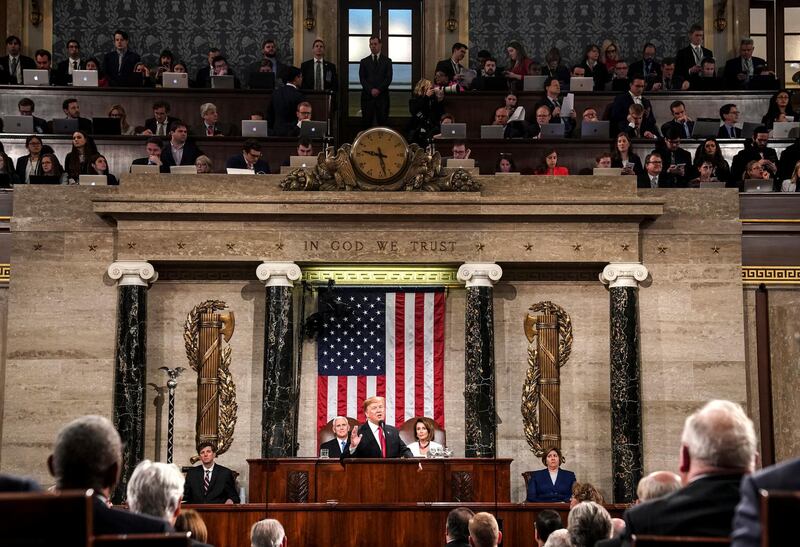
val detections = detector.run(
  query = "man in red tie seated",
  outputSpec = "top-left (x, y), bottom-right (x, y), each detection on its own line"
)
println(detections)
top-left (343, 396), bottom-right (412, 458)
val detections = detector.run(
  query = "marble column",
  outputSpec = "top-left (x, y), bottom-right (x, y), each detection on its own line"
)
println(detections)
top-left (256, 262), bottom-right (302, 457)
top-left (600, 262), bottom-right (649, 503)
top-left (458, 263), bottom-right (503, 457)
top-left (107, 261), bottom-right (157, 503)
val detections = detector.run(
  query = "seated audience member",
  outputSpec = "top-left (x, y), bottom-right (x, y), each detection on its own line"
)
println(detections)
top-left (433, 113), bottom-right (456, 138)
top-left (525, 447), bottom-right (575, 503)
top-left (131, 137), bottom-right (168, 173)
top-left (496, 154), bottom-right (517, 173)
top-left (208, 55), bottom-right (241, 88)
top-left (445, 506), bottom-right (474, 547)
top-left (619, 103), bottom-right (658, 139)
top-left (730, 126), bottom-right (778, 186)
top-left (504, 93), bottom-right (524, 120)
top-left (629, 43), bottom-right (661, 84)
top-left (474, 49), bottom-right (493, 73)
top-left (250, 111), bottom-right (267, 121)
top-left (577, 43), bottom-right (608, 90)
top-left (108, 104), bottom-right (135, 135)
top-left (779, 136), bottom-right (800, 181)
top-left (568, 501), bottom-right (612, 547)
top-left (48, 415), bottom-right (171, 534)
top-left (661, 100), bottom-right (694, 139)
top-left (782, 160), bottom-right (800, 192)
top-left (570, 482), bottom-right (605, 507)
top-left (526, 60), bottom-right (543, 75)
top-left (676, 24), bottom-right (713, 80)
top-left (723, 38), bottom-right (768, 90)
top-left (492, 105), bottom-right (509, 128)
top-left (251, 519), bottom-right (286, 547)
top-left (472, 57), bottom-right (507, 91)
top-left (537, 149), bottom-right (569, 176)
top-left (529, 105), bottom-right (552, 139)
top-left (542, 47), bottom-right (570, 88)
top-left (269, 66), bottom-right (306, 136)
top-left (132, 62), bottom-right (156, 87)
top-left (761, 89), bottom-right (797, 129)
top-left (636, 471), bottom-right (682, 502)
top-left (570, 106), bottom-right (599, 138)
top-left (126, 460), bottom-right (184, 528)
top-left (688, 57), bottom-right (723, 90)
top-left (731, 456), bottom-right (800, 547)
top-left (144, 101), bottom-right (179, 136)
top-left (85, 58), bottom-right (109, 87)
top-left (17, 98), bottom-right (48, 134)
top-left (743, 160), bottom-right (771, 184)
top-left (14, 135), bottom-right (44, 183)
top-left (611, 132), bottom-right (644, 176)
top-left (535, 509), bottom-right (564, 547)
top-left (1, 35), bottom-right (35, 85)
top-left (606, 60), bottom-right (629, 92)
top-left (33, 49), bottom-right (57, 85)
top-left (601, 39), bottom-right (620, 73)
top-left (648, 56), bottom-right (688, 91)
top-left (161, 121), bottom-right (203, 169)
top-left (60, 98), bottom-right (93, 134)
top-left (287, 102), bottom-right (314, 138)
top-left (195, 48), bottom-right (220, 89)
top-left (191, 103), bottom-right (237, 137)
top-left (39, 154), bottom-right (66, 186)
top-left (320, 416), bottom-right (350, 457)
top-left (621, 400), bottom-right (756, 540)
top-left (103, 29), bottom-right (141, 87)
top-left (0, 472), bottom-right (40, 491)
top-left (689, 160), bottom-right (719, 185)
top-left (693, 138), bottom-right (731, 183)
top-left (543, 529), bottom-right (571, 547)
top-left (296, 138), bottom-right (314, 157)
top-left (536, 77), bottom-right (575, 136)
top-left (183, 441), bottom-right (240, 504)
top-left (504, 40), bottom-right (534, 91)
top-left (152, 49), bottom-right (174, 85)
top-left (469, 512), bottom-right (502, 547)
top-left (656, 128), bottom-right (695, 185)
top-left (88, 154), bottom-right (118, 185)
top-left (581, 151), bottom-right (614, 174)
top-left (609, 75), bottom-right (656, 133)
top-left (408, 417), bottom-right (443, 457)
top-left (718, 103), bottom-right (742, 138)
top-left (55, 39), bottom-right (85, 86)
top-left (225, 139), bottom-right (271, 173)
top-left (195, 155), bottom-right (213, 174)
top-left (64, 130), bottom-right (99, 183)
top-left (446, 141), bottom-right (478, 168)
top-left (174, 509), bottom-right (209, 545)
top-left (639, 152), bottom-right (676, 188)
top-left (0, 145), bottom-right (22, 185)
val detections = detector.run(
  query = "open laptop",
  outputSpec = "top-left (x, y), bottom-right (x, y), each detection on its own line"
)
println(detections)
top-left (249, 72), bottom-right (275, 89)
top-left (211, 75), bottom-right (235, 89)
top-left (439, 123), bottom-right (466, 139)
top-left (581, 120), bottom-right (609, 139)
top-left (523, 75), bottom-right (547, 91)
top-left (743, 178), bottom-right (774, 193)
top-left (539, 123), bottom-right (565, 139)
top-left (290, 156), bottom-right (318, 168)
top-left (569, 77), bottom-right (594, 91)
top-left (29, 175), bottom-right (62, 184)
top-left (593, 168), bottom-right (623, 176)
top-left (92, 117), bottom-right (122, 135)
top-left (162, 72), bottom-right (189, 88)
top-left (447, 159), bottom-right (475, 168)
top-left (771, 122), bottom-right (799, 139)
top-left (130, 164), bottom-right (160, 174)
top-left (52, 118), bottom-right (79, 134)
top-left (741, 122), bottom-right (761, 139)
top-left (78, 175), bottom-right (108, 186)
top-left (23, 69), bottom-right (50, 86)
top-left (299, 120), bottom-right (328, 139)
top-left (480, 125), bottom-right (505, 139)
top-left (3, 115), bottom-right (34, 133)
top-left (691, 121), bottom-right (721, 139)
top-left (242, 120), bottom-right (268, 137)
top-left (170, 165), bottom-right (197, 174)
top-left (72, 69), bottom-right (98, 87)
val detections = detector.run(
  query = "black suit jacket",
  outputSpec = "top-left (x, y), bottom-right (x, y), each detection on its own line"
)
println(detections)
top-left (359, 54), bottom-right (393, 97)
top-left (131, 157), bottom-right (169, 173)
top-left (14, 155), bottom-right (42, 182)
top-left (195, 66), bottom-right (212, 89)
top-left (343, 422), bottom-right (412, 458)
top-left (472, 74), bottom-right (508, 91)
top-left (189, 122), bottom-right (238, 137)
top-left (30, 116), bottom-right (48, 134)
top-left (688, 75), bottom-right (723, 91)
top-left (718, 124), bottom-right (742, 139)
top-left (434, 58), bottom-right (463, 80)
top-left (656, 145), bottom-right (694, 184)
top-left (93, 496), bottom-right (172, 535)
top-left (661, 119), bottom-right (695, 139)
top-left (55, 58), bottom-right (86, 86)
top-left (268, 84), bottom-right (306, 136)
top-left (144, 116), bottom-right (180, 135)
top-left (320, 437), bottom-right (348, 458)
top-left (103, 49), bottom-right (141, 86)
top-left (0, 473), bottom-right (40, 492)
top-left (675, 45), bottom-right (713, 80)
top-left (300, 58), bottom-right (338, 92)
top-left (723, 56), bottom-right (767, 89)
top-left (731, 143), bottom-right (780, 185)
top-left (0, 55), bottom-right (36, 84)
top-left (637, 171), bottom-right (678, 189)
top-left (623, 473), bottom-right (744, 539)
top-left (183, 464), bottom-right (240, 504)
top-left (609, 92), bottom-right (656, 131)
top-left (160, 141), bottom-right (203, 168)
top-left (224, 153), bottom-right (271, 174)
top-left (629, 59), bottom-right (662, 81)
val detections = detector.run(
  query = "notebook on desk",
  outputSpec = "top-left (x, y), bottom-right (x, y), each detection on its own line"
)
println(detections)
top-left (162, 72), bottom-right (189, 88)
top-left (539, 123), bottom-right (566, 139)
top-left (771, 122), bottom-right (799, 139)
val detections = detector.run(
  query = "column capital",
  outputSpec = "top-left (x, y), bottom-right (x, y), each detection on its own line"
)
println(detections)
top-left (256, 261), bottom-right (302, 287)
top-left (600, 263), bottom-right (649, 289)
top-left (457, 263), bottom-right (503, 288)
top-left (107, 261), bottom-right (157, 287)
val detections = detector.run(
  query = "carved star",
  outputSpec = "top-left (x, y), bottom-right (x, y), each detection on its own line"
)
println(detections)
top-left (177, 242), bottom-right (185, 250)
top-left (88, 244), bottom-right (97, 252)
top-left (33, 243), bottom-right (42, 251)
top-left (711, 246), bottom-right (720, 254)
top-left (275, 242), bottom-right (284, 250)
top-left (476, 243), bottom-right (485, 251)
top-left (127, 242), bottom-right (136, 249)
top-left (621, 243), bottom-right (630, 251)
top-left (226, 243), bottom-right (236, 251)
top-left (572, 243), bottom-right (582, 252)
top-left (658, 245), bottom-right (668, 254)
top-left (524, 243), bottom-right (533, 251)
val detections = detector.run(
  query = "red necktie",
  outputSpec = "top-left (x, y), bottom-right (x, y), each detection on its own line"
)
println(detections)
top-left (378, 427), bottom-right (386, 458)
top-left (206, 126), bottom-right (214, 136)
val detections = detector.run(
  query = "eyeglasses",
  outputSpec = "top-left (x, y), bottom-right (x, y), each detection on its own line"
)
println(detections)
top-left (647, 160), bottom-right (663, 164)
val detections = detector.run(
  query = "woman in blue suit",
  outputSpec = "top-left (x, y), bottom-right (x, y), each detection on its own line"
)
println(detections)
top-left (526, 446), bottom-right (577, 503)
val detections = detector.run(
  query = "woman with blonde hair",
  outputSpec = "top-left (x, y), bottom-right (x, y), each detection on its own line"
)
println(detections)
top-left (782, 160), bottom-right (800, 191)
top-left (108, 104), bottom-right (135, 135)
top-left (407, 78), bottom-right (444, 146)
top-left (601, 39), bottom-right (620, 73)
top-left (195, 155), bottom-right (213, 174)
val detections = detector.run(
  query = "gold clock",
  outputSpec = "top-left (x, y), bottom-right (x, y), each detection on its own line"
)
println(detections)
top-left (350, 127), bottom-right (409, 184)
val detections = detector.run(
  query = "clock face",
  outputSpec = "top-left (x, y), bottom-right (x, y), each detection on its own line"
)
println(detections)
top-left (350, 128), bottom-right (409, 183)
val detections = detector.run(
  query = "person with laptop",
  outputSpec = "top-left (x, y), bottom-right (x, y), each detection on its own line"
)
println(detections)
top-left (64, 130), bottom-right (99, 184)
top-left (730, 126), bottom-right (779, 187)
top-left (246, 39), bottom-right (284, 88)
top-left (195, 48), bottom-right (220, 89)
top-left (536, 148), bottom-right (569, 175)
top-left (17, 98), bottom-right (48, 134)
top-left (31, 49), bottom-right (57, 85)
top-left (286, 101), bottom-right (314, 138)
top-left (14, 135), bottom-right (44, 183)
top-left (85, 58), bottom-right (109, 87)
top-left (144, 101), bottom-right (179, 136)
top-left (190, 103), bottom-right (237, 137)
top-left (535, 77), bottom-right (576, 136)
top-left (31, 153), bottom-right (67, 184)
top-left (131, 137), bottom-right (169, 173)
top-left (660, 100), bottom-right (695, 139)
top-left (760, 89), bottom-right (797, 130)
top-left (718, 104), bottom-right (742, 138)
top-left (471, 57), bottom-right (507, 91)
top-left (688, 57), bottom-right (723, 91)
top-left (495, 153), bottom-right (517, 173)
top-left (108, 104), bottom-right (135, 135)
top-left (692, 138), bottom-right (731, 184)
top-left (55, 39), bottom-right (85, 86)
top-left (225, 140), bottom-right (271, 174)
top-left (689, 160), bottom-right (721, 187)
top-left (0, 35), bottom-right (35, 85)
top-left (605, 60), bottom-right (630, 92)
top-left (279, 138), bottom-right (316, 168)
top-left (609, 75), bottom-right (657, 134)
top-left (59, 98), bottom-right (93, 134)
top-left (161, 121), bottom-right (203, 170)
top-left (269, 66), bottom-right (306, 136)
top-left (619, 104), bottom-right (658, 140)
top-left (300, 38), bottom-right (338, 97)
top-left (209, 55), bottom-right (241, 89)
top-left (86, 154), bottom-right (118, 185)
top-left (102, 29), bottom-right (141, 87)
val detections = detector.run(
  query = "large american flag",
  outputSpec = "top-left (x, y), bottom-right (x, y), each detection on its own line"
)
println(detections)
top-left (316, 287), bottom-right (445, 430)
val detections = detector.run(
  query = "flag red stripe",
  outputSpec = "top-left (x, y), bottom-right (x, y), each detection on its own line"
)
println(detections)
top-left (433, 292), bottom-right (445, 426)
top-left (357, 376), bottom-right (367, 422)
top-left (318, 375), bottom-right (328, 432)
top-left (337, 376), bottom-right (347, 418)
top-left (394, 293), bottom-right (405, 425)
top-left (377, 375), bottom-right (386, 399)
top-left (414, 293), bottom-right (425, 418)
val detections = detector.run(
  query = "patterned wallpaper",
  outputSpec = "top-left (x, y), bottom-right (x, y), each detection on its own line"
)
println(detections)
top-left (469, 0), bottom-right (704, 69)
top-left (52, 0), bottom-right (293, 75)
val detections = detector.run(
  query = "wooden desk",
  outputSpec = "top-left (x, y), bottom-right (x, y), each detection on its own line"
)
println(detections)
top-left (247, 458), bottom-right (511, 504)
top-left (193, 501), bottom-right (630, 547)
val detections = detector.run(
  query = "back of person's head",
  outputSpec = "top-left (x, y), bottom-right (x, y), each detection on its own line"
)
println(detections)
top-left (681, 399), bottom-right (756, 471)
top-left (126, 460), bottom-right (184, 523)
top-left (468, 512), bottom-right (501, 547)
top-left (568, 501), bottom-right (612, 547)
top-left (535, 509), bottom-right (564, 545)
top-left (543, 528), bottom-right (572, 547)
top-left (251, 518), bottom-right (286, 547)
top-left (636, 470), bottom-right (682, 502)
top-left (49, 415), bottom-right (121, 491)
top-left (571, 482), bottom-right (604, 505)
top-left (446, 506), bottom-right (474, 542)
top-left (174, 509), bottom-right (208, 543)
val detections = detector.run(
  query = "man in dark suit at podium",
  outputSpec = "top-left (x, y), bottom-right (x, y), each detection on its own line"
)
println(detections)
top-left (343, 396), bottom-right (412, 458)
top-left (320, 416), bottom-right (351, 457)
top-left (183, 442), bottom-right (240, 504)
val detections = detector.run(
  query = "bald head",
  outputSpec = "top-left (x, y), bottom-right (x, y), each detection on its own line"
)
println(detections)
top-left (636, 471), bottom-right (682, 502)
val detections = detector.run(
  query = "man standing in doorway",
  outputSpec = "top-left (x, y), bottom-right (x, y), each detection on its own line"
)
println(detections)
top-left (359, 36), bottom-right (393, 127)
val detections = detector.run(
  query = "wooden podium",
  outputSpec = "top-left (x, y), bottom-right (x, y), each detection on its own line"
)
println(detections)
top-left (247, 458), bottom-right (512, 503)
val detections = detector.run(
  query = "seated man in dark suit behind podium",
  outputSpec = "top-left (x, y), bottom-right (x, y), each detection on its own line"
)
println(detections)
top-left (344, 396), bottom-right (412, 458)
top-left (183, 441), bottom-right (240, 504)
top-left (320, 415), bottom-right (351, 457)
